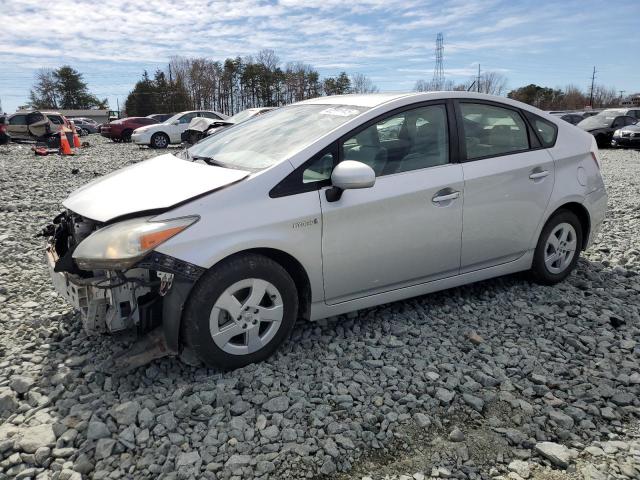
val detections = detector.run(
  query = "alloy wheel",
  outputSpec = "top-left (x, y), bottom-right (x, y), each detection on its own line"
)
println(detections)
top-left (544, 222), bottom-right (577, 274)
top-left (209, 278), bottom-right (284, 355)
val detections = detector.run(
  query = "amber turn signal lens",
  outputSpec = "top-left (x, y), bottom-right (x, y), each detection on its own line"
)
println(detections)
top-left (139, 226), bottom-right (186, 251)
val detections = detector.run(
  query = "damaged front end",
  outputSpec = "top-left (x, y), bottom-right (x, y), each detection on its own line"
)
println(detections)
top-left (42, 211), bottom-right (204, 369)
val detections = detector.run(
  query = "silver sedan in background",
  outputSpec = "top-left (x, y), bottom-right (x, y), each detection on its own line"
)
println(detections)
top-left (45, 92), bottom-right (607, 369)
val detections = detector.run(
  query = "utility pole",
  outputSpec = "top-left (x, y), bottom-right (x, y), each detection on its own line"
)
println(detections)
top-left (588, 66), bottom-right (596, 107)
top-left (116, 98), bottom-right (120, 117)
top-left (477, 64), bottom-right (481, 93)
top-left (432, 33), bottom-right (444, 90)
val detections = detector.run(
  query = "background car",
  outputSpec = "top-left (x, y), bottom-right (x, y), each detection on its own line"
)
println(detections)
top-left (100, 117), bottom-right (159, 142)
top-left (70, 118), bottom-right (100, 135)
top-left (551, 112), bottom-right (585, 125)
top-left (147, 113), bottom-right (175, 123)
top-left (131, 110), bottom-right (227, 148)
top-left (0, 115), bottom-right (9, 145)
top-left (612, 123), bottom-right (640, 148)
top-left (577, 113), bottom-right (637, 147)
top-left (182, 107), bottom-right (274, 145)
top-left (597, 107), bottom-right (640, 121)
top-left (6, 111), bottom-right (72, 144)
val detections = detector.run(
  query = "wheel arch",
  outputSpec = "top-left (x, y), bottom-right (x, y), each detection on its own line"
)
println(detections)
top-left (165, 247), bottom-right (313, 353)
top-left (237, 247), bottom-right (312, 322)
top-left (549, 202), bottom-right (591, 250)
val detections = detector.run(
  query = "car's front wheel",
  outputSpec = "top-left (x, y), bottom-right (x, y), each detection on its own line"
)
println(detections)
top-left (150, 132), bottom-right (169, 148)
top-left (530, 209), bottom-right (583, 285)
top-left (182, 254), bottom-right (298, 369)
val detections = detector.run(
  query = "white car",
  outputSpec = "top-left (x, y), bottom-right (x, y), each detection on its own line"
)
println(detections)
top-left (131, 110), bottom-right (227, 148)
top-left (45, 92), bottom-right (607, 369)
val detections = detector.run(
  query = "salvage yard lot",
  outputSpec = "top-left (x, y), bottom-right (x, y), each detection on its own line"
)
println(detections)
top-left (0, 137), bottom-right (639, 479)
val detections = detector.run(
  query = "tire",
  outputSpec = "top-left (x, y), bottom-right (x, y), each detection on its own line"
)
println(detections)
top-left (182, 254), bottom-right (298, 369)
top-left (530, 210), bottom-right (583, 285)
top-left (121, 129), bottom-right (133, 142)
top-left (150, 132), bottom-right (169, 149)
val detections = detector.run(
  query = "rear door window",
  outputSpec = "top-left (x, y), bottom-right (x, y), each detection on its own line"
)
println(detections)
top-left (460, 103), bottom-right (530, 159)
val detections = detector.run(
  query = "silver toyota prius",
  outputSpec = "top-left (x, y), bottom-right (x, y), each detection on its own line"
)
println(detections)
top-left (44, 92), bottom-right (607, 369)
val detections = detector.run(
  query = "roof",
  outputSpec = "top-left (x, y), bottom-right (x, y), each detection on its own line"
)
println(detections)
top-left (298, 93), bottom-right (417, 107)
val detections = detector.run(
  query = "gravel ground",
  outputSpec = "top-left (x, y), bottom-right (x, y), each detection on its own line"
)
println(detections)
top-left (0, 137), bottom-right (639, 480)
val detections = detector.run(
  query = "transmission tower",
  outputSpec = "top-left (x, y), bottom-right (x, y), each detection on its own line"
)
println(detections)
top-left (432, 33), bottom-right (444, 90)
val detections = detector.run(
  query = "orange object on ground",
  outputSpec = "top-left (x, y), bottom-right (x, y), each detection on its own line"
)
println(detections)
top-left (72, 131), bottom-right (81, 148)
top-left (59, 130), bottom-right (74, 155)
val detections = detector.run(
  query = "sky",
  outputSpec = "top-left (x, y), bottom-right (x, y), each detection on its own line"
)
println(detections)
top-left (1, 0), bottom-right (639, 113)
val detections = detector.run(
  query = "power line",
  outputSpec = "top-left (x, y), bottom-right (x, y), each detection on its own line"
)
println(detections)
top-left (432, 33), bottom-right (444, 90)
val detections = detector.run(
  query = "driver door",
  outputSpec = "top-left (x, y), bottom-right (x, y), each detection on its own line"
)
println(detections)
top-left (318, 103), bottom-right (463, 304)
top-left (170, 113), bottom-right (197, 142)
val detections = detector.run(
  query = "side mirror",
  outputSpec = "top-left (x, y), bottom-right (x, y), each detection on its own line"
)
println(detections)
top-left (172, 121), bottom-right (180, 125)
top-left (326, 160), bottom-right (375, 202)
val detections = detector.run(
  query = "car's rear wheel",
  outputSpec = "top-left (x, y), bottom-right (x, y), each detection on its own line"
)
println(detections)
top-left (121, 129), bottom-right (133, 142)
top-left (150, 132), bottom-right (169, 149)
top-left (181, 254), bottom-right (298, 369)
top-left (530, 210), bottom-right (582, 285)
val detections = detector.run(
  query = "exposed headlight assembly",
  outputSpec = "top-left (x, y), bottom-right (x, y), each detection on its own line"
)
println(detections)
top-left (73, 216), bottom-right (198, 270)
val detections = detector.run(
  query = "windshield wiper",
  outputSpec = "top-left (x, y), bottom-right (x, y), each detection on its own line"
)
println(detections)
top-left (191, 155), bottom-right (226, 167)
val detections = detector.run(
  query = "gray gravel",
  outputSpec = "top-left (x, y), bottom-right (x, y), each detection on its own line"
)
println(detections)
top-left (0, 137), bottom-right (639, 480)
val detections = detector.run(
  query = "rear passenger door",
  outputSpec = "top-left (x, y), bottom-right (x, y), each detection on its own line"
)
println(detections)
top-left (455, 101), bottom-right (555, 272)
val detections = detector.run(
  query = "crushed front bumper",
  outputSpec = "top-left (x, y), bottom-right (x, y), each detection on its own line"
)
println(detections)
top-left (46, 246), bottom-right (153, 334)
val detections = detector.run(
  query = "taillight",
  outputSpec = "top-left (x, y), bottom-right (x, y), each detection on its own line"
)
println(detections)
top-left (590, 151), bottom-right (600, 170)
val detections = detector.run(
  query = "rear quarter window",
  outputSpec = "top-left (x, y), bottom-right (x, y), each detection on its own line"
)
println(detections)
top-left (524, 111), bottom-right (558, 148)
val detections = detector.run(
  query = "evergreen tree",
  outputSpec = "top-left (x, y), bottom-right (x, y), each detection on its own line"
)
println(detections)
top-left (29, 66), bottom-right (107, 109)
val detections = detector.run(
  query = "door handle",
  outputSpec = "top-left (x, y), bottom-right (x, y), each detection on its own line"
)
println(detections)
top-left (529, 170), bottom-right (549, 180)
top-left (432, 191), bottom-right (460, 203)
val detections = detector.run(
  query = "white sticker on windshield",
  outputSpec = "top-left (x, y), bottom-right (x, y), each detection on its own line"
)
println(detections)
top-left (319, 107), bottom-right (361, 117)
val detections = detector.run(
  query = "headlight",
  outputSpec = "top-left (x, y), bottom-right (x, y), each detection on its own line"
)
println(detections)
top-left (613, 129), bottom-right (621, 137)
top-left (73, 216), bottom-right (198, 270)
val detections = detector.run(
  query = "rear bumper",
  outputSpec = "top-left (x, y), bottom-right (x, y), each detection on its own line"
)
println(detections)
top-left (584, 187), bottom-right (607, 248)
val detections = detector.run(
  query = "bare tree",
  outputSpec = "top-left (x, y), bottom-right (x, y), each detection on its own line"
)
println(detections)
top-left (478, 71), bottom-right (508, 96)
top-left (350, 73), bottom-right (379, 93)
top-left (414, 79), bottom-right (431, 92)
top-left (592, 84), bottom-right (619, 108)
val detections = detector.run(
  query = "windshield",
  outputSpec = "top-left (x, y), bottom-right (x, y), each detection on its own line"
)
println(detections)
top-left (187, 104), bottom-right (368, 171)
top-left (578, 115), bottom-right (615, 129)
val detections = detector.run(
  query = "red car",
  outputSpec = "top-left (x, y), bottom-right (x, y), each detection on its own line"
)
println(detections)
top-left (100, 117), bottom-right (158, 142)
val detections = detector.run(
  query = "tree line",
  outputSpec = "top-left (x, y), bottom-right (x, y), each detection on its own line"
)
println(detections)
top-left (414, 72), bottom-right (622, 110)
top-left (124, 50), bottom-right (379, 117)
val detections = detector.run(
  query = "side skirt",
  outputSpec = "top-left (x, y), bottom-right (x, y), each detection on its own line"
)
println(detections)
top-left (309, 251), bottom-right (534, 321)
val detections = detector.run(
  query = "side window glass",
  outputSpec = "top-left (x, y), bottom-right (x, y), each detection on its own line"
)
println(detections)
top-left (200, 112), bottom-right (221, 120)
top-left (461, 103), bottom-right (530, 159)
top-left (179, 113), bottom-right (196, 124)
top-left (524, 111), bottom-right (557, 148)
top-left (624, 116), bottom-right (636, 126)
top-left (613, 117), bottom-right (624, 128)
top-left (303, 152), bottom-right (335, 184)
top-left (10, 115), bottom-right (27, 125)
top-left (341, 104), bottom-right (449, 176)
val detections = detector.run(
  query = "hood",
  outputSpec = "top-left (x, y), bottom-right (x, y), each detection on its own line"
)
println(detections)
top-left (134, 124), bottom-right (156, 133)
top-left (63, 154), bottom-right (249, 222)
